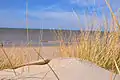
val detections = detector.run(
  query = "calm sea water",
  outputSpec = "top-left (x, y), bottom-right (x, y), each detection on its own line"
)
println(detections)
top-left (0, 28), bottom-right (80, 47)
top-left (2, 42), bottom-right (61, 47)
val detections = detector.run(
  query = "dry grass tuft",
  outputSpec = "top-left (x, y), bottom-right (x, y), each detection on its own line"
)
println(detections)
top-left (58, 0), bottom-right (120, 74)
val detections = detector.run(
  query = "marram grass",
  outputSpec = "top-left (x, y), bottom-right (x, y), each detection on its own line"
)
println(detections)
top-left (59, 30), bottom-right (120, 74)
top-left (59, 0), bottom-right (120, 74)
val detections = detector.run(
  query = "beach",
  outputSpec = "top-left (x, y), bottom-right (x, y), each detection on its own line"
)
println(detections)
top-left (0, 46), bottom-right (61, 63)
top-left (0, 58), bottom-right (120, 80)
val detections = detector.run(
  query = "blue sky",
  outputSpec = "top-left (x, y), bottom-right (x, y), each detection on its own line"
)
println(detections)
top-left (0, 0), bottom-right (120, 30)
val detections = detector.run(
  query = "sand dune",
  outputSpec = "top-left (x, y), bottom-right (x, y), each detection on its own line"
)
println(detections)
top-left (0, 58), bottom-right (120, 80)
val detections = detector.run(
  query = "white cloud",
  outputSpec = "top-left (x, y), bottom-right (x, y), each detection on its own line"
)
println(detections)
top-left (70, 0), bottom-right (96, 6)
top-left (0, 8), bottom-right (108, 30)
top-left (70, 0), bottom-right (80, 4)
top-left (35, 4), bottom-right (57, 11)
top-left (28, 10), bottom-right (106, 30)
top-left (28, 11), bottom-right (82, 29)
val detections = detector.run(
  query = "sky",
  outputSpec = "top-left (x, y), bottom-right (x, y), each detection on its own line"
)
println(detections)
top-left (0, 0), bottom-right (120, 30)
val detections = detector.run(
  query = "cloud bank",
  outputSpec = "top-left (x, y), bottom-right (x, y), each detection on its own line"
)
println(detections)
top-left (0, 0), bottom-right (120, 30)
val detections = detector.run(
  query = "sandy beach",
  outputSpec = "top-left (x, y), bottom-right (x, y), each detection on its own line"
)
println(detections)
top-left (0, 58), bottom-right (120, 80)
top-left (0, 46), bottom-right (61, 61)
top-left (0, 47), bottom-right (120, 80)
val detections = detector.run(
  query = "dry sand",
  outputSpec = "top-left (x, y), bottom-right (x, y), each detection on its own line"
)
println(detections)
top-left (0, 58), bottom-right (120, 80)
top-left (0, 46), bottom-right (61, 62)
top-left (0, 47), bottom-right (120, 80)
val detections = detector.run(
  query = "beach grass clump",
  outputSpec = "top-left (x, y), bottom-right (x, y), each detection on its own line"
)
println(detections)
top-left (59, 0), bottom-right (120, 74)
top-left (0, 47), bottom-right (25, 70)
top-left (0, 54), bottom-right (23, 70)
top-left (0, 47), bottom-right (36, 70)
top-left (59, 30), bottom-right (120, 74)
